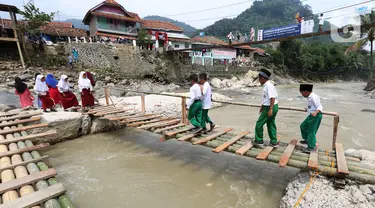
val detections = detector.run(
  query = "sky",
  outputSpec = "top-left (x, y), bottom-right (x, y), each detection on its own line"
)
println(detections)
top-left (0, 0), bottom-right (371, 29)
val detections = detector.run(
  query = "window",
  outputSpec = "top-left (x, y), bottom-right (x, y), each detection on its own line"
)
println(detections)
top-left (185, 43), bottom-right (190, 48)
top-left (174, 44), bottom-right (180, 48)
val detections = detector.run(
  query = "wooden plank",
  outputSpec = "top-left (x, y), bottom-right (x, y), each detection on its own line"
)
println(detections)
top-left (141, 94), bottom-right (146, 114)
top-left (256, 136), bottom-right (282, 160)
top-left (0, 112), bottom-right (42, 123)
top-left (279, 139), bottom-right (298, 167)
top-left (213, 131), bottom-right (250, 153)
top-left (181, 98), bottom-right (188, 124)
top-left (165, 127), bottom-right (195, 138)
top-left (0, 131), bottom-right (57, 145)
top-left (0, 156), bottom-right (50, 173)
top-left (0, 37), bottom-right (18, 42)
top-left (127, 118), bottom-right (172, 127)
top-left (0, 112), bottom-right (20, 117)
top-left (105, 113), bottom-right (139, 120)
top-left (336, 143), bottom-right (349, 175)
top-left (193, 128), bottom-right (233, 145)
top-left (332, 116), bottom-right (339, 150)
top-left (154, 124), bottom-right (186, 134)
top-left (139, 119), bottom-right (181, 130)
top-left (178, 125), bottom-right (220, 142)
top-left (0, 143), bottom-right (50, 158)
top-left (0, 123), bottom-right (48, 135)
top-left (235, 141), bottom-right (253, 155)
top-left (308, 152), bottom-right (319, 170)
top-left (0, 117), bottom-right (41, 128)
top-left (85, 107), bottom-right (119, 114)
top-left (94, 109), bottom-right (128, 116)
top-left (0, 183), bottom-right (65, 208)
top-left (0, 168), bottom-right (56, 194)
top-left (120, 115), bottom-right (162, 124)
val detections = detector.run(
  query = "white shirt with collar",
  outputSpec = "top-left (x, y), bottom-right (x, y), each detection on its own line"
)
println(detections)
top-left (202, 82), bottom-right (212, 109)
top-left (262, 80), bottom-right (278, 106)
top-left (306, 92), bottom-right (323, 115)
top-left (187, 83), bottom-right (203, 109)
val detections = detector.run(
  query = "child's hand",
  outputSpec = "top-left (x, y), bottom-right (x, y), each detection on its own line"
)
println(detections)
top-left (268, 109), bottom-right (273, 117)
top-left (311, 112), bottom-right (318, 117)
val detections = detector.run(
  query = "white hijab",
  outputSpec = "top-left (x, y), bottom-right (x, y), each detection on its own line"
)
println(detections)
top-left (58, 75), bottom-right (70, 92)
top-left (78, 71), bottom-right (92, 92)
top-left (33, 75), bottom-right (49, 93)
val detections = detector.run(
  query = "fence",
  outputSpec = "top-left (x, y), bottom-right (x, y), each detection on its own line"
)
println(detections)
top-left (104, 88), bottom-right (340, 150)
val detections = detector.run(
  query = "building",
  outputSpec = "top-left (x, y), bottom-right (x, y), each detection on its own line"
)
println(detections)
top-left (141, 20), bottom-right (190, 50)
top-left (83, 0), bottom-right (141, 41)
top-left (190, 36), bottom-right (236, 65)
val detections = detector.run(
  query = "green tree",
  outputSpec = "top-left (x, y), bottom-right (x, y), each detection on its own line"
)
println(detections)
top-left (137, 29), bottom-right (152, 49)
top-left (19, 3), bottom-right (55, 34)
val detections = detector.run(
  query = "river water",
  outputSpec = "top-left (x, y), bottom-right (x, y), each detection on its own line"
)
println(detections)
top-left (16, 82), bottom-right (375, 207)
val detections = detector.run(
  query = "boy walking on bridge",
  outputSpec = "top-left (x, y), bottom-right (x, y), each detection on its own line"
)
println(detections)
top-left (254, 69), bottom-right (279, 147)
top-left (299, 84), bottom-right (323, 153)
top-left (199, 73), bottom-right (215, 132)
top-left (187, 74), bottom-right (204, 133)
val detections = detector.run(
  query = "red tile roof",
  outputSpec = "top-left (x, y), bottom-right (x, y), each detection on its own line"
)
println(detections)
top-left (169, 37), bottom-right (191, 43)
top-left (191, 36), bottom-right (228, 45)
top-left (91, 11), bottom-right (140, 23)
top-left (236, 45), bottom-right (265, 54)
top-left (46, 21), bottom-right (73, 28)
top-left (141, 20), bottom-right (183, 32)
top-left (41, 27), bottom-right (88, 37)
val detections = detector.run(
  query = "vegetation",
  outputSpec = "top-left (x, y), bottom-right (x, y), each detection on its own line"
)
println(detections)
top-left (137, 29), bottom-right (152, 49)
top-left (19, 3), bottom-right (55, 34)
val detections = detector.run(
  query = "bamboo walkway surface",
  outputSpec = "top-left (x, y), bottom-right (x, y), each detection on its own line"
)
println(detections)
top-left (0, 110), bottom-right (74, 208)
top-left (89, 105), bottom-right (375, 185)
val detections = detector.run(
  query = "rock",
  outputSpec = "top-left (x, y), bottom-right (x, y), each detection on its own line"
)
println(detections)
top-left (364, 80), bottom-right (375, 91)
top-left (81, 115), bottom-right (92, 135)
top-left (107, 83), bottom-right (115, 87)
top-left (0, 104), bottom-right (17, 112)
top-left (105, 76), bottom-right (111, 83)
top-left (210, 78), bottom-right (222, 88)
top-left (244, 70), bottom-right (259, 80)
top-left (371, 92), bottom-right (375, 99)
top-left (18, 74), bottom-right (34, 81)
top-left (221, 79), bottom-right (229, 87)
top-left (31, 111), bottom-right (82, 144)
top-left (90, 117), bottom-right (120, 134)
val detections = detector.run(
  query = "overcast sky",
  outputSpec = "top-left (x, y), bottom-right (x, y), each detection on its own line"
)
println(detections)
top-left (0, 0), bottom-right (371, 29)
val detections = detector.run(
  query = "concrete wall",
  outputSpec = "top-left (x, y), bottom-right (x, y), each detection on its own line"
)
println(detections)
top-left (89, 16), bottom-right (98, 37)
top-left (172, 42), bottom-right (190, 50)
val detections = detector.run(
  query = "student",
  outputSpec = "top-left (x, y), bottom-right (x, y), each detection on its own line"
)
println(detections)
top-left (58, 75), bottom-right (79, 111)
top-left (34, 75), bottom-right (56, 112)
top-left (34, 73), bottom-right (42, 108)
top-left (227, 32), bottom-right (234, 45)
top-left (68, 55), bottom-right (73, 69)
top-left (78, 71), bottom-right (95, 109)
top-left (85, 71), bottom-right (100, 104)
top-left (254, 69), bottom-right (279, 147)
top-left (72, 48), bottom-right (79, 62)
top-left (199, 73), bottom-right (215, 132)
top-left (187, 74), bottom-right (204, 133)
top-left (299, 84), bottom-right (323, 153)
top-left (318, 14), bottom-right (324, 32)
top-left (45, 74), bottom-right (61, 107)
top-left (14, 77), bottom-right (34, 109)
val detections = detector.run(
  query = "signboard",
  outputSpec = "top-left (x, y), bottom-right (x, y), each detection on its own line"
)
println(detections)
top-left (301, 20), bottom-right (314, 34)
top-left (262, 24), bottom-right (301, 40)
top-left (212, 48), bottom-right (236, 59)
top-left (356, 5), bottom-right (372, 15)
top-left (257, 29), bottom-right (263, 41)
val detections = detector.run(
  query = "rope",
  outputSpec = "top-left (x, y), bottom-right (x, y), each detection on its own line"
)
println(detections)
top-left (293, 150), bottom-right (335, 208)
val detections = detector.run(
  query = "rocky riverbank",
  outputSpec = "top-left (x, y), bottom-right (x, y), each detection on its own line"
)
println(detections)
top-left (280, 149), bottom-right (375, 208)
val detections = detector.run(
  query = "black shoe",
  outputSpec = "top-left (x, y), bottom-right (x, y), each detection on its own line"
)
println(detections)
top-left (43, 110), bottom-right (48, 113)
top-left (269, 142), bottom-right (280, 148)
top-left (202, 128), bottom-right (207, 134)
top-left (300, 140), bottom-right (308, 145)
top-left (209, 122), bottom-right (216, 132)
top-left (253, 140), bottom-right (264, 147)
top-left (50, 108), bottom-right (57, 112)
top-left (302, 147), bottom-right (317, 153)
top-left (192, 127), bottom-right (203, 134)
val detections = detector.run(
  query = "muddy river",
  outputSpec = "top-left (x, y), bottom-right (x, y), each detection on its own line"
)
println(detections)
top-left (17, 82), bottom-right (375, 207)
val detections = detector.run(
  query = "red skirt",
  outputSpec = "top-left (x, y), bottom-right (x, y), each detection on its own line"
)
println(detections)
top-left (39, 94), bottom-right (55, 110)
top-left (81, 88), bottom-right (95, 107)
top-left (60, 91), bottom-right (79, 109)
top-left (49, 87), bottom-right (61, 106)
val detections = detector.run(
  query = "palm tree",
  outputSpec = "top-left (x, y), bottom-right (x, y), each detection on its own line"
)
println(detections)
top-left (347, 27), bottom-right (375, 79)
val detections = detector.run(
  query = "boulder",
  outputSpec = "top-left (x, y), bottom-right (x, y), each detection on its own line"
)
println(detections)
top-left (0, 104), bottom-right (17, 112)
top-left (105, 76), bottom-right (111, 83)
top-left (81, 114), bottom-right (92, 135)
top-left (90, 117), bottom-right (120, 134)
top-left (210, 78), bottom-right (222, 88)
top-left (364, 80), bottom-right (375, 91)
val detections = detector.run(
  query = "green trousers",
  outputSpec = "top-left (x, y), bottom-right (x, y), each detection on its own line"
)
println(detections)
top-left (201, 109), bottom-right (212, 128)
top-left (188, 101), bottom-right (203, 128)
top-left (300, 113), bottom-right (322, 149)
top-left (255, 104), bottom-right (278, 144)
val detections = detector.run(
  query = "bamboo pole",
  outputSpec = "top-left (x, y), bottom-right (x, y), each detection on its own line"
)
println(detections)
top-left (332, 116), bottom-right (340, 150)
top-left (181, 97), bottom-right (188, 125)
top-left (104, 87), bottom-right (109, 105)
top-left (141, 94), bottom-right (146, 114)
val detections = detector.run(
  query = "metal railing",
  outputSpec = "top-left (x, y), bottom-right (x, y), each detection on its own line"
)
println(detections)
top-left (104, 88), bottom-right (340, 150)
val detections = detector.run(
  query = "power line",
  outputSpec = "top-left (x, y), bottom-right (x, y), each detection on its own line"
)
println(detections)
top-left (163, 0), bottom-right (254, 17)
top-left (184, 15), bottom-right (239, 23)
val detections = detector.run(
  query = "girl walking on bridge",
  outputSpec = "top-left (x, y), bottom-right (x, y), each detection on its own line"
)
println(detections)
top-left (199, 73), bottom-right (215, 132)
top-left (254, 69), bottom-right (279, 147)
top-left (58, 75), bottom-right (79, 111)
top-left (14, 77), bottom-right (34, 109)
top-left (187, 74), bottom-right (204, 133)
top-left (34, 75), bottom-right (57, 112)
top-left (78, 72), bottom-right (95, 110)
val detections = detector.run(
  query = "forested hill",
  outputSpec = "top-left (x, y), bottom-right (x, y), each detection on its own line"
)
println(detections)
top-left (201, 0), bottom-right (313, 38)
top-left (144, 16), bottom-right (197, 35)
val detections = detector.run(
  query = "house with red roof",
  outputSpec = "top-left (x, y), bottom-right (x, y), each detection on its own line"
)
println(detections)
top-left (141, 20), bottom-right (191, 50)
top-left (83, 0), bottom-right (141, 41)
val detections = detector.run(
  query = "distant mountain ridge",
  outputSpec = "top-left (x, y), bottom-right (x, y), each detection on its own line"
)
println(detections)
top-left (65, 19), bottom-right (89, 30)
top-left (144, 15), bottom-right (197, 36)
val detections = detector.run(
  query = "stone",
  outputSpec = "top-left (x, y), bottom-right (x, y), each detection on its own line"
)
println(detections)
top-left (210, 78), bottom-right (222, 88)
top-left (0, 104), bottom-right (17, 112)
top-left (107, 83), bottom-right (115, 87)
top-left (371, 91), bottom-right (375, 99)
top-left (90, 117), bottom-right (120, 134)
top-left (105, 76), bottom-right (111, 83)
top-left (81, 114), bottom-right (92, 135)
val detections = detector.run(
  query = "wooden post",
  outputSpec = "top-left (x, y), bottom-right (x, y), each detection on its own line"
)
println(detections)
top-left (141, 94), bottom-right (146, 114)
top-left (181, 97), bottom-right (188, 124)
top-left (104, 87), bottom-right (109, 105)
top-left (332, 115), bottom-right (340, 150)
top-left (9, 11), bottom-right (25, 69)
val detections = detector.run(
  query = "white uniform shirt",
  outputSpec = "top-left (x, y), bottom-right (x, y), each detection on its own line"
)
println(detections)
top-left (187, 83), bottom-right (203, 109)
top-left (262, 80), bottom-right (278, 106)
top-left (202, 82), bottom-right (212, 109)
top-left (306, 92), bottom-right (323, 115)
top-left (318, 16), bottom-right (324, 25)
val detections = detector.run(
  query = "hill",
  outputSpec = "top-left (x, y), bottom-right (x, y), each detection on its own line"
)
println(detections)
top-left (65, 19), bottom-right (89, 30)
top-left (144, 16), bottom-right (197, 36)
top-left (201, 0), bottom-right (314, 38)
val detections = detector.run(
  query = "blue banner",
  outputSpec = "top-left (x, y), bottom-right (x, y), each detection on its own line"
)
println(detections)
top-left (262, 24), bottom-right (301, 40)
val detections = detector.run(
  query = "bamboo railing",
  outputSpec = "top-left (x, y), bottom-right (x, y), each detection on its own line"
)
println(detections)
top-left (103, 88), bottom-right (340, 150)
